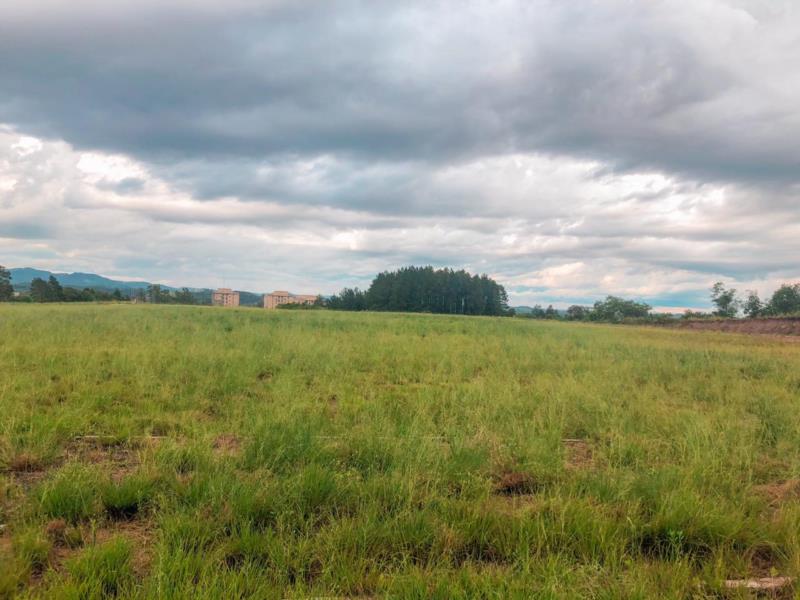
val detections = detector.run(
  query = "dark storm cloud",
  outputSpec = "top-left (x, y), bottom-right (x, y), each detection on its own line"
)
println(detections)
top-left (1, 0), bottom-right (798, 192)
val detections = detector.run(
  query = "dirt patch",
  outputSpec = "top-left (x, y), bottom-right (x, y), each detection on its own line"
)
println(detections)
top-left (748, 543), bottom-right (783, 578)
top-left (64, 437), bottom-right (141, 482)
top-left (45, 519), bottom-right (83, 549)
top-left (493, 472), bottom-right (542, 496)
top-left (753, 479), bottom-right (800, 507)
top-left (563, 438), bottom-right (594, 469)
top-left (212, 434), bottom-right (241, 457)
top-left (7, 453), bottom-right (47, 473)
top-left (669, 318), bottom-right (800, 338)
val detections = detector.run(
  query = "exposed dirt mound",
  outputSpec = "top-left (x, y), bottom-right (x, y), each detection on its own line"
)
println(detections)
top-left (493, 472), bottom-right (542, 496)
top-left (672, 318), bottom-right (800, 337)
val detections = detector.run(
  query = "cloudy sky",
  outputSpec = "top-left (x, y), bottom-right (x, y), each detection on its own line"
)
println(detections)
top-left (1, 0), bottom-right (799, 309)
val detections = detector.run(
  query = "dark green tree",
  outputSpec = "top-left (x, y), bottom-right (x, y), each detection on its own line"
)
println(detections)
top-left (47, 276), bottom-right (64, 302)
top-left (174, 288), bottom-right (196, 305)
top-left (530, 305), bottom-right (546, 319)
top-left (591, 296), bottom-right (651, 322)
top-left (360, 266), bottom-right (509, 316)
top-left (566, 305), bottom-right (590, 320)
top-left (765, 283), bottom-right (800, 316)
top-left (742, 290), bottom-right (763, 318)
top-left (710, 282), bottom-right (739, 318)
top-left (0, 265), bottom-right (12, 301)
top-left (30, 277), bottom-right (50, 302)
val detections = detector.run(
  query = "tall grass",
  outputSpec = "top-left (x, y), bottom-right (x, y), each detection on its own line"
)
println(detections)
top-left (1, 304), bottom-right (799, 597)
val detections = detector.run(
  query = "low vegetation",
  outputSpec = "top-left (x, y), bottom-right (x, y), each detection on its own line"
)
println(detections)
top-left (1, 304), bottom-right (800, 598)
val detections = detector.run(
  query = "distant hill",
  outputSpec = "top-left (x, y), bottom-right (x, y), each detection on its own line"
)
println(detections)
top-left (513, 305), bottom-right (534, 314)
top-left (7, 268), bottom-right (264, 305)
top-left (9, 268), bottom-right (155, 292)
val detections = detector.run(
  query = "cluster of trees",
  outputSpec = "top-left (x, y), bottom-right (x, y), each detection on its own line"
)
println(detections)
top-left (132, 284), bottom-right (199, 305)
top-left (0, 266), bottom-right (204, 305)
top-left (28, 276), bottom-right (126, 302)
top-left (327, 266), bottom-right (511, 315)
top-left (710, 281), bottom-right (800, 318)
top-left (522, 296), bottom-right (653, 323)
top-left (4, 275), bottom-right (130, 303)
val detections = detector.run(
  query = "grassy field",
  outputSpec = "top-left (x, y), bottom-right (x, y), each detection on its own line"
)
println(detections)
top-left (1, 305), bottom-right (800, 598)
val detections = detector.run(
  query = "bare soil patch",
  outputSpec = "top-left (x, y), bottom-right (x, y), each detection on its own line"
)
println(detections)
top-left (212, 434), bottom-right (241, 457)
top-left (64, 438), bottom-right (141, 482)
top-left (671, 318), bottom-right (800, 338)
top-left (493, 472), bottom-right (542, 496)
top-left (7, 453), bottom-right (47, 473)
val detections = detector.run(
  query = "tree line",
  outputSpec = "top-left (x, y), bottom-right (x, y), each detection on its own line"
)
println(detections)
top-left (709, 281), bottom-right (800, 318)
top-left (326, 266), bottom-right (511, 316)
top-left (520, 296), bottom-right (653, 323)
top-left (131, 285), bottom-right (200, 305)
top-left (0, 267), bottom-right (203, 305)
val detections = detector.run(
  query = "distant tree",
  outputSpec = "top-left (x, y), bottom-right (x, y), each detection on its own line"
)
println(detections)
top-left (47, 276), bottom-right (64, 302)
top-left (313, 295), bottom-right (325, 308)
top-left (29, 277), bottom-right (50, 302)
top-left (544, 305), bottom-right (559, 319)
top-left (112, 289), bottom-right (124, 301)
top-left (360, 266), bottom-right (509, 316)
top-left (328, 287), bottom-right (367, 311)
top-left (0, 265), bottom-right (12, 301)
top-left (174, 288), bottom-right (196, 305)
top-left (529, 305), bottom-right (546, 319)
top-left (710, 282), bottom-right (740, 318)
top-left (765, 283), bottom-right (800, 316)
top-left (565, 305), bottom-right (590, 321)
top-left (591, 296), bottom-right (651, 322)
top-left (742, 290), bottom-right (763, 318)
top-left (683, 309), bottom-right (710, 320)
top-left (147, 284), bottom-right (172, 304)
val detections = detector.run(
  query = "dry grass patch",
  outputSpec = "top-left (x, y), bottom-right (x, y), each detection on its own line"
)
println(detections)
top-left (212, 434), bottom-right (242, 457)
top-left (753, 479), bottom-right (800, 508)
top-left (563, 438), bottom-right (594, 470)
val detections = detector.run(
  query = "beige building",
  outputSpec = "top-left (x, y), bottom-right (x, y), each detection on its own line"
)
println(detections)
top-left (263, 290), bottom-right (317, 309)
top-left (212, 288), bottom-right (240, 307)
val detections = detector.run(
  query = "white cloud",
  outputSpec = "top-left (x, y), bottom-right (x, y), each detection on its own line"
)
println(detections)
top-left (1, 125), bottom-right (798, 307)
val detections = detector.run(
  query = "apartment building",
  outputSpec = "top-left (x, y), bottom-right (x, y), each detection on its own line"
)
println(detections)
top-left (263, 290), bottom-right (317, 309)
top-left (212, 288), bottom-right (240, 307)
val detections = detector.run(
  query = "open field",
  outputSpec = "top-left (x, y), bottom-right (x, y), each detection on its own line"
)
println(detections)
top-left (2, 305), bottom-right (800, 598)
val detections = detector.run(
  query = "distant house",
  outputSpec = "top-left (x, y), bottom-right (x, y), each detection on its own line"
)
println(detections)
top-left (212, 288), bottom-right (240, 307)
top-left (263, 290), bottom-right (317, 309)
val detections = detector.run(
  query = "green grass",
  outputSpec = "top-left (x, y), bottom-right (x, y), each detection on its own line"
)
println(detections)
top-left (1, 304), bottom-right (800, 598)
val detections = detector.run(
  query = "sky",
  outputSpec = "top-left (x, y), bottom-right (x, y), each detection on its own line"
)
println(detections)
top-left (1, 0), bottom-right (799, 310)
